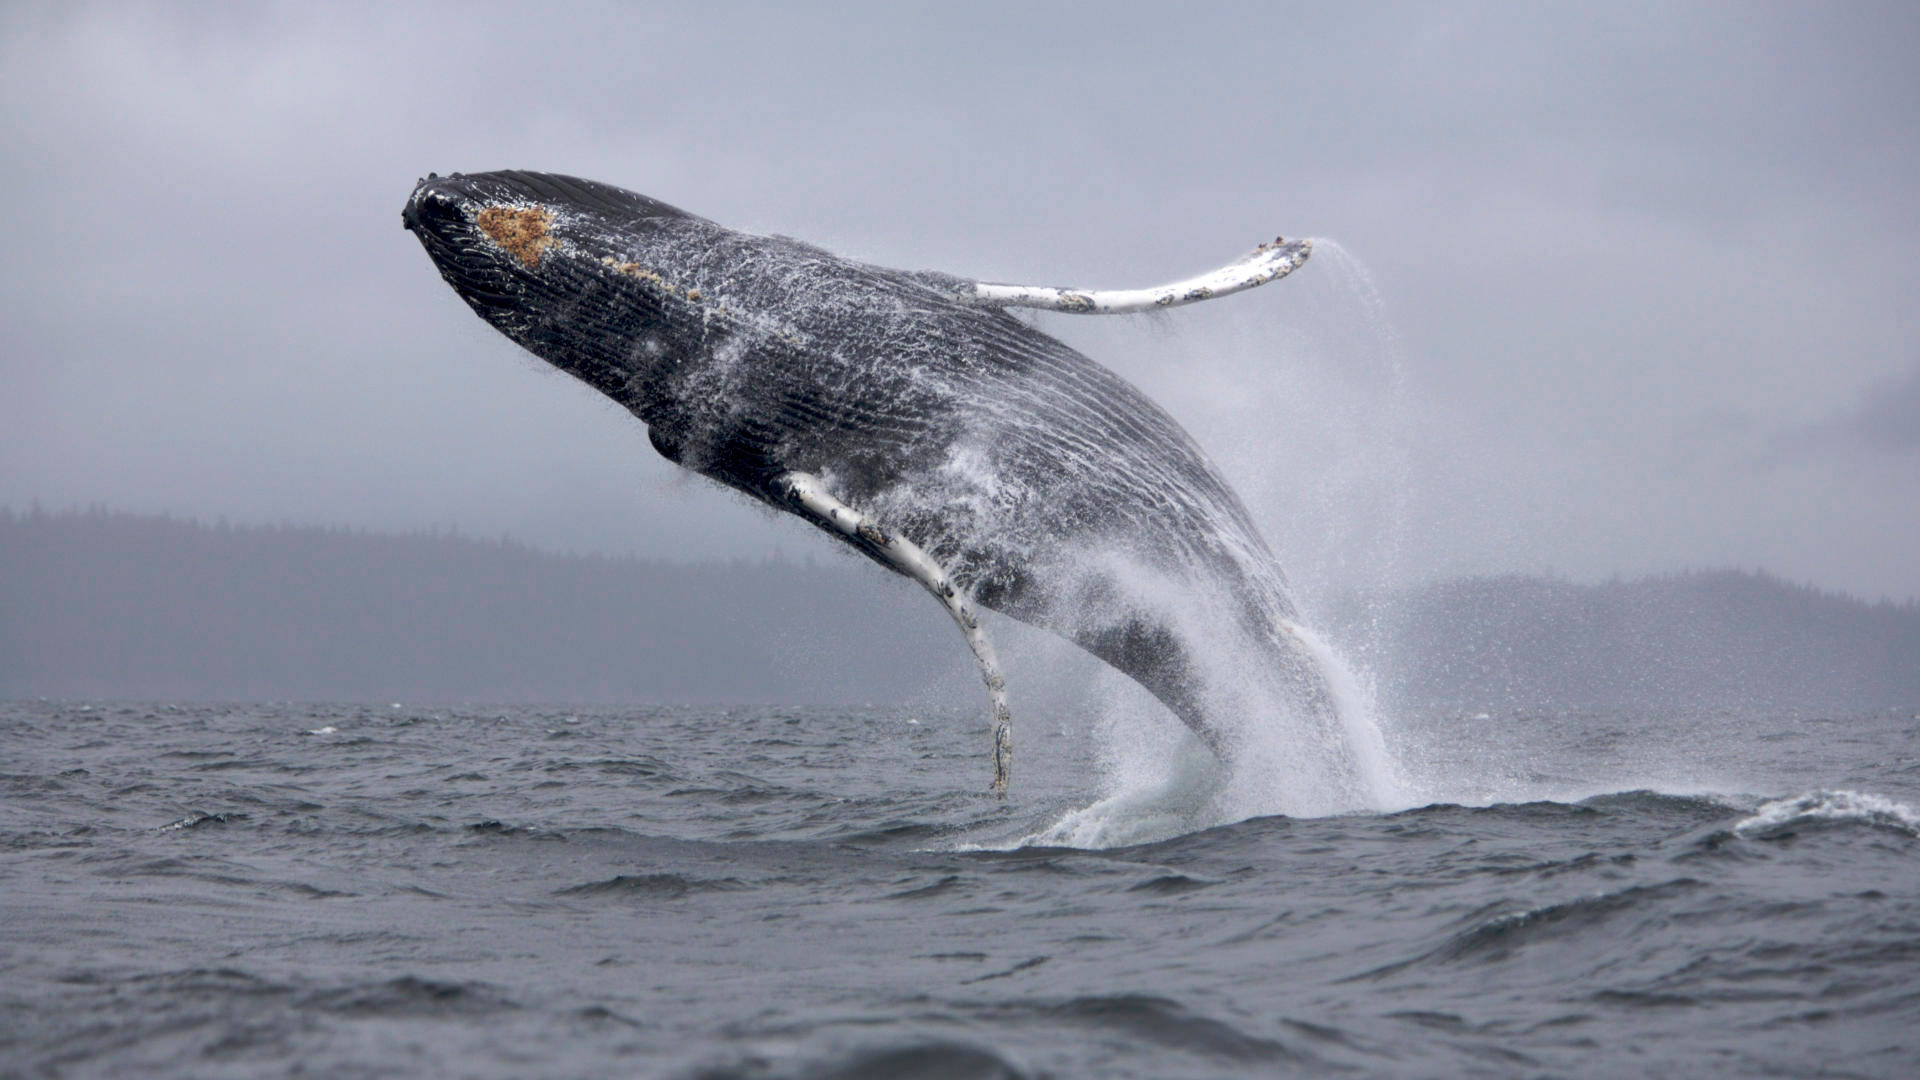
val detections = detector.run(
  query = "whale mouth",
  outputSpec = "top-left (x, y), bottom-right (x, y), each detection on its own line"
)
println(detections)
top-left (401, 173), bottom-right (535, 242)
top-left (401, 176), bottom-right (462, 235)
top-left (402, 175), bottom-right (539, 316)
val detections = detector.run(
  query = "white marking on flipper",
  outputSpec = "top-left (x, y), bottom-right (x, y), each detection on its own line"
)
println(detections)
top-left (966, 237), bottom-right (1312, 314)
top-left (776, 472), bottom-right (1014, 796)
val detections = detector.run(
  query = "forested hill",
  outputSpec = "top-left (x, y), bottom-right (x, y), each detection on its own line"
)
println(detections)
top-left (0, 506), bottom-right (963, 705)
top-left (4, 507), bottom-right (1916, 710)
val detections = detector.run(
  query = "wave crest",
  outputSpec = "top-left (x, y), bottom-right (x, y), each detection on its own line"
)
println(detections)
top-left (1733, 790), bottom-right (1920, 837)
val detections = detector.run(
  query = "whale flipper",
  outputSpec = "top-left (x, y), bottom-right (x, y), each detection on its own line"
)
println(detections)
top-left (776, 471), bottom-right (1014, 795)
top-left (965, 237), bottom-right (1311, 314)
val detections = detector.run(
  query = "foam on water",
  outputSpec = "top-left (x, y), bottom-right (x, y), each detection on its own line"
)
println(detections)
top-left (1734, 789), bottom-right (1920, 836)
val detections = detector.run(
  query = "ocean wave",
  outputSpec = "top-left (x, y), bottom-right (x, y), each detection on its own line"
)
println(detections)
top-left (1433, 879), bottom-right (1703, 964)
top-left (159, 810), bottom-right (245, 830)
top-left (555, 872), bottom-right (748, 899)
top-left (882, 874), bottom-right (967, 901)
top-left (994, 993), bottom-right (1307, 1065)
top-left (691, 1040), bottom-right (1031, 1080)
top-left (542, 755), bottom-right (676, 777)
top-left (1350, 878), bottom-right (1705, 980)
top-left (301, 975), bottom-right (517, 1018)
top-left (1125, 872), bottom-right (1221, 896)
top-left (999, 785), bottom-right (1739, 854)
top-left (1575, 790), bottom-right (1741, 817)
top-left (1732, 790), bottom-right (1920, 838)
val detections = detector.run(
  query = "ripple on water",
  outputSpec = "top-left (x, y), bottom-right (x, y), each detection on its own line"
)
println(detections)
top-left (553, 872), bottom-right (749, 900)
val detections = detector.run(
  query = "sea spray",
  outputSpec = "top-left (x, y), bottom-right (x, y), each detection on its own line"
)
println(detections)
top-left (1289, 621), bottom-right (1405, 807)
top-left (1010, 238), bottom-right (1424, 845)
top-left (1018, 620), bottom-right (1408, 849)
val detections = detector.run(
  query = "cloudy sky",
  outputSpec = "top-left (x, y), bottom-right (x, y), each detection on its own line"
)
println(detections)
top-left (3, 1), bottom-right (1915, 603)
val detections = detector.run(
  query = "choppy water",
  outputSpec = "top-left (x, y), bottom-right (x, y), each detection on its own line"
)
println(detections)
top-left (4, 699), bottom-right (1918, 1077)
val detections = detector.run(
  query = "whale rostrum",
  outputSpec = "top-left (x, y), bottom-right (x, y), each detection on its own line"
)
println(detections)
top-left (403, 170), bottom-right (1328, 795)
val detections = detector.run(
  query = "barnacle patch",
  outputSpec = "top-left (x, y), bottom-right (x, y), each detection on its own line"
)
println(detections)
top-left (599, 257), bottom-right (714, 305)
top-left (476, 205), bottom-right (554, 267)
top-left (600, 256), bottom-right (667, 286)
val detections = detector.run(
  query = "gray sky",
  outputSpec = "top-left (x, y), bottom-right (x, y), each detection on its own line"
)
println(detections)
top-left (3, 1), bottom-right (1916, 603)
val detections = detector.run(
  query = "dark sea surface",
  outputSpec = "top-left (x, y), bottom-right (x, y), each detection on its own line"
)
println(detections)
top-left (3, 698), bottom-right (1918, 1078)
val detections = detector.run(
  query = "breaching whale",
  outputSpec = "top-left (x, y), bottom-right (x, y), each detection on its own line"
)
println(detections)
top-left (403, 170), bottom-right (1323, 795)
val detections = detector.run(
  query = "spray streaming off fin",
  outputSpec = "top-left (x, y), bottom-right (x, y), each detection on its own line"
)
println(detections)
top-left (1007, 238), bottom-right (1423, 848)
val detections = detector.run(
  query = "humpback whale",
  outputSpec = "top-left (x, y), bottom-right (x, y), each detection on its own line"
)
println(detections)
top-left (403, 170), bottom-right (1323, 795)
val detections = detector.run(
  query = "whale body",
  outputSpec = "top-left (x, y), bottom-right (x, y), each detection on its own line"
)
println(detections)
top-left (403, 170), bottom-right (1332, 791)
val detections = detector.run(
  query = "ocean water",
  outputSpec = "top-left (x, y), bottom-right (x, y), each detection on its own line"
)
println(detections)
top-left (3, 698), bottom-right (1917, 1078)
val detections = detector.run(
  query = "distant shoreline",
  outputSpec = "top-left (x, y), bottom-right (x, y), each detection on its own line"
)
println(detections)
top-left (4, 506), bottom-right (1915, 711)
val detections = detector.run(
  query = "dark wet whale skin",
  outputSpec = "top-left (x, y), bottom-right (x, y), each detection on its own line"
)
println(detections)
top-left (403, 170), bottom-right (1321, 743)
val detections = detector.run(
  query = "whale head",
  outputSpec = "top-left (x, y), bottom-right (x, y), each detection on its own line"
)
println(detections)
top-left (402, 170), bottom-right (704, 406)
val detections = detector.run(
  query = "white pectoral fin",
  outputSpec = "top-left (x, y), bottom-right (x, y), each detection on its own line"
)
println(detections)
top-left (966, 236), bottom-right (1312, 314)
top-left (775, 472), bottom-right (1013, 796)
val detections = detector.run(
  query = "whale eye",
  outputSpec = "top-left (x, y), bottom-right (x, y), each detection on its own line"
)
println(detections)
top-left (475, 205), bottom-right (554, 268)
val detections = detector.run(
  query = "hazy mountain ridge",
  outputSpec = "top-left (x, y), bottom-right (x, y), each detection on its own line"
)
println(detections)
top-left (1320, 571), bottom-right (1920, 712)
top-left (0, 506), bottom-right (964, 705)
top-left (4, 507), bottom-right (1915, 710)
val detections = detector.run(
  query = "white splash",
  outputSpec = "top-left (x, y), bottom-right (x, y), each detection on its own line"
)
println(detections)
top-left (1002, 237), bottom-right (1423, 847)
top-left (1287, 621), bottom-right (1404, 807)
top-left (1734, 790), bottom-right (1920, 836)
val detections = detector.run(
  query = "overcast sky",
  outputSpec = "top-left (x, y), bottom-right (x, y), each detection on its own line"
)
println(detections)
top-left (3, 1), bottom-right (1915, 604)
